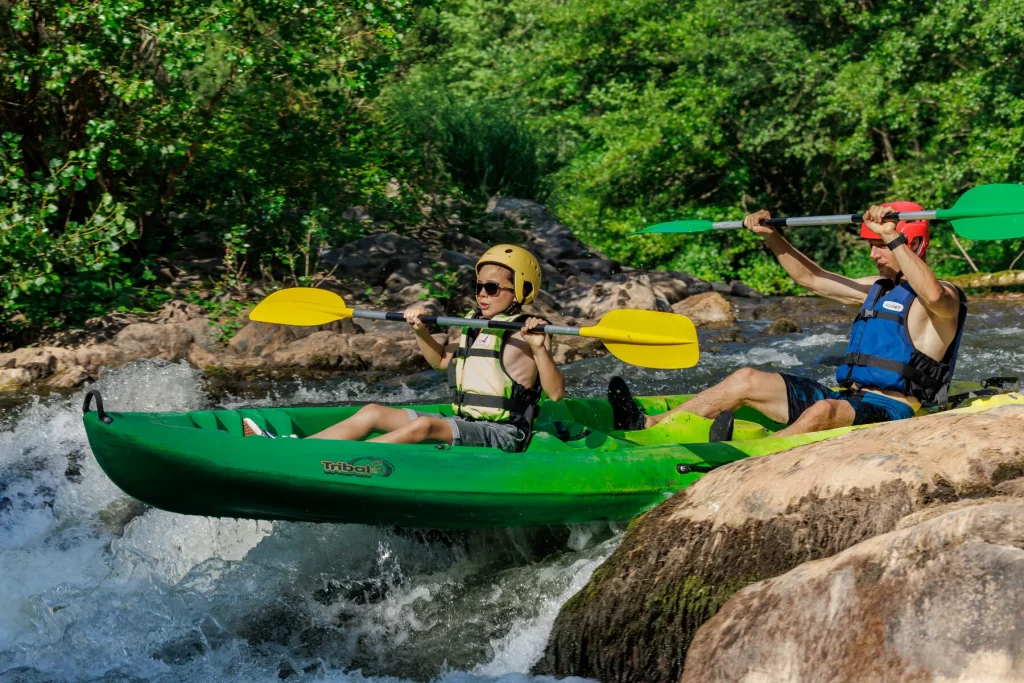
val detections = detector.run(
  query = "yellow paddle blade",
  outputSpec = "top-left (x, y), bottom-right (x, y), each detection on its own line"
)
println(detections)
top-left (248, 287), bottom-right (353, 326)
top-left (580, 310), bottom-right (700, 369)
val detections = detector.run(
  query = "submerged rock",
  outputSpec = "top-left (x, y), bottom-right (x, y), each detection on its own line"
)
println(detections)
top-left (535, 404), bottom-right (1024, 683)
top-left (683, 501), bottom-right (1024, 682)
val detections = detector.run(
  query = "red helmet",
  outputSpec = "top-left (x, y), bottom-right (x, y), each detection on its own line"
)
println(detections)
top-left (860, 200), bottom-right (930, 259)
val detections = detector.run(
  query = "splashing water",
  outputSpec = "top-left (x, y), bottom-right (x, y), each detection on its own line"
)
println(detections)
top-left (1, 299), bottom-right (1022, 681)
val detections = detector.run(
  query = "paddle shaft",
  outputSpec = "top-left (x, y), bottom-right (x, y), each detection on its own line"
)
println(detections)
top-left (354, 310), bottom-right (581, 336)
top-left (352, 310), bottom-right (686, 346)
top-left (708, 210), bottom-right (938, 231)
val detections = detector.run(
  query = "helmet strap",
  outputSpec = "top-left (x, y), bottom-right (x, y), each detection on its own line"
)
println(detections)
top-left (501, 300), bottom-right (522, 316)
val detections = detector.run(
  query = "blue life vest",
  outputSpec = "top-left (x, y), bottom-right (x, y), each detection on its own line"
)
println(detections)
top-left (836, 279), bottom-right (967, 403)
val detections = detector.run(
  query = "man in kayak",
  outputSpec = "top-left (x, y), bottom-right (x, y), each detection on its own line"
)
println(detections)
top-left (608, 202), bottom-right (967, 440)
top-left (243, 245), bottom-right (565, 451)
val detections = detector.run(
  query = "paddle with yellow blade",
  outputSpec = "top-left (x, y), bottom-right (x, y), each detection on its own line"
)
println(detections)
top-left (249, 287), bottom-right (699, 370)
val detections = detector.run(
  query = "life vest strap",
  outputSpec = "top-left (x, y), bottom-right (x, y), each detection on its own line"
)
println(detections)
top-left (840, 352), bottom-right (945, 390)
top-left (450, 392), bottom-right (530, 414)
top-left (854, 309), bottom-right (905, 324)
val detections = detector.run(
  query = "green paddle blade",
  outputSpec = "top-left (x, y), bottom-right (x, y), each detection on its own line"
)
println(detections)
top-left (632, 219), bottom-right (715, 235)
top-left (942, 184), bottom-right (1024, 241)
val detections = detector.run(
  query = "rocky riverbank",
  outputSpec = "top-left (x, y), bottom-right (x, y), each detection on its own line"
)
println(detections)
top-left (0, 197), bottom-right (763, 394)
top-left (534, 401), bottom-right (1024, 682)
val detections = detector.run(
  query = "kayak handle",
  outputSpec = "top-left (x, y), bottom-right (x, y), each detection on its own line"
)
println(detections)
top-left (83, 389), bottom-right (113, 425)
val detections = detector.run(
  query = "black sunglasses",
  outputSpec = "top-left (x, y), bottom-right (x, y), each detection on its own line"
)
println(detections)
top-left (476, 281), bottom-right (511, 296)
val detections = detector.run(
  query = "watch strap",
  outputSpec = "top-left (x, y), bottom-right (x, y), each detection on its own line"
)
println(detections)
top-left (886, 234), bottom-right (908, 251)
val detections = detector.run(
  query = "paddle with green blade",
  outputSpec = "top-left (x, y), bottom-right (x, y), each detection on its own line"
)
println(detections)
top-left (635, 184), bottom-right (1024, 240)
top-left (249, 287), bottom-right (700, 370)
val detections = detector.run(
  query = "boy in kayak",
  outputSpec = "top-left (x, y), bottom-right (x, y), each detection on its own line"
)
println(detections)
top-left (608, 202), bottom-right (967, 440)
top-left (244, 245), bottom-right (565, 451)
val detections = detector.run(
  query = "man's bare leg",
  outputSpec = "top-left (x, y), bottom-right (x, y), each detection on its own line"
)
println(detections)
top-left (772, 399), bottom-right (855, 437)
top-left (646, 368), bottom-right (791, 428)
top-left (307, 404), bottom-right (412, 440)
top-left (368, 416), bottom-right (454, 445)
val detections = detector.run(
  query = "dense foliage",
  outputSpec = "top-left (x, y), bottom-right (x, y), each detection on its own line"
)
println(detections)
top-left (406, 0), bottom-right (1024, 291)
top-left (2, 0), bottom-right (1023, 343)
top-left (0, 0), bottom-right (431, 339)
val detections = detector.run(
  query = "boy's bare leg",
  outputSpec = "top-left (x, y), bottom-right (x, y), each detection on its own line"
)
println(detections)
top-left (368, 416), bottom-right (454, 445)
top-left (307, 404), bottom-right (412, 440)
top-left (647, 368), bottom-right (791, 427)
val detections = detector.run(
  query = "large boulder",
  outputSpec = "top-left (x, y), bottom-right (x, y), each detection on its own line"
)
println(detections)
top-left (487, 197), bottom-right (602, 262)
top-left (672, 291), bottom-right (736, 327)
top-left (227, 319), bottom-right (359, 358)
top-left (534, 403), bottom-right (1024, 683)
top-left (555, 274), bottom-right (668, 319)
top-left (318, 232), bottom-right (427, 286)
top-left (683, 501), bottom-right (1024, 682)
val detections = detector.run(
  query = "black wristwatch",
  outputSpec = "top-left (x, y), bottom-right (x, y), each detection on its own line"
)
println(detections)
top-left (886, 234), bottom-right (908, 251)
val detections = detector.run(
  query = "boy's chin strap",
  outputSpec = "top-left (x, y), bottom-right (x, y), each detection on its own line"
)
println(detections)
top-left (501, 300), bottom-right (523, 316)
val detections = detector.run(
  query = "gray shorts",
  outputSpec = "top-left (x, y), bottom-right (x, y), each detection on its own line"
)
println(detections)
top-left (404, 409), bottom-right (527, 453)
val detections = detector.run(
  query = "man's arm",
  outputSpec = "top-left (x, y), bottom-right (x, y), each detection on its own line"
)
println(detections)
top-left (745, 209), bottom-right (875, 305)
top-left (862, 205), bottom-right (961, 319)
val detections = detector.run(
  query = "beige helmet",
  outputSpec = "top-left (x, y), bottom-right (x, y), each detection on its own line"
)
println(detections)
top-left (476, 244), bottom-right (542, 305)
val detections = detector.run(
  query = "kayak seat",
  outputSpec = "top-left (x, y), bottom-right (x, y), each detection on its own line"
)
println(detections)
top-left (187, 410), bottom-right (247, 437)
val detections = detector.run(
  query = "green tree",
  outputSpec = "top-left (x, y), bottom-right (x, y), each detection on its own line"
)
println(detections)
top-left (1, 0), bottom-right (430, 341)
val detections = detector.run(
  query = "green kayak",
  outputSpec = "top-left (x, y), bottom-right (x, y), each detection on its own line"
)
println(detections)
top-left (82, 390), bottom-right (1024, 529)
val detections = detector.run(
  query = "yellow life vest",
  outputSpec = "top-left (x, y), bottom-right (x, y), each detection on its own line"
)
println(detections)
top-left (447, 311), bottom-right (540, 424)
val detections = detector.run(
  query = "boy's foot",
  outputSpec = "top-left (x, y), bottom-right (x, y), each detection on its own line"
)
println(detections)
top-left (708, 410), bottom-right (735, 442)
top-left (242, 417), bottom-right (276, 439)
top-left (608, 376), bottom-right (646, 431)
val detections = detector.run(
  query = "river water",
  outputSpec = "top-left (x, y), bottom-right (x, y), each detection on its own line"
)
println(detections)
top-left (1, 299), bottom-right (1022, 682)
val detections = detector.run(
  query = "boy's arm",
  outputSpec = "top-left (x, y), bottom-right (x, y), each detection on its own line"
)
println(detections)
top-left (522, 317), bottom-right (565, 401)
top-left (405, 307), bottom-right (448, 369)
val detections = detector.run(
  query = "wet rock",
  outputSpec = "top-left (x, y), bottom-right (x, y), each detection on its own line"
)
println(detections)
top-left (683, 502), bottom-right (1024, 683)
top-left (227, 319), bottom-right (359, 358)
top-left (267, 331), bottom-right (356, 369)
top-left (186, 344), bottom-right (220, 370)
top-left (550, 335), bottom-right (606, 365)
top-left (73, 344), bottom-right (125, 376)
top-left (0, 347), bottom-right (57, 380)
top-left (535, 404), bottom-right (1024, 683)
top-left (672, 291), bottom-right (736, 327)
top-left (766, 317), bottom-right (802, 334)
top-left (729, 280), bottom-right (763, 298)
top-left (995, 476), bottom-right (1024, 497)
top-left (705, 330), bottom-right (744, 344)
top-left (348, 332), bottom-right (432, 373)
top-left (643, 270), bottom-right (712, 304)
top-left (42, 365), bottom-right (91, 389)
top-left (555, 274), bottom-right (663, 319)
top-left (0, 367), bottom-right (33, 390)
top-left (112, 323), bottom-right (195, 361)
top-left (710, 281), bottom-right (732, 294)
